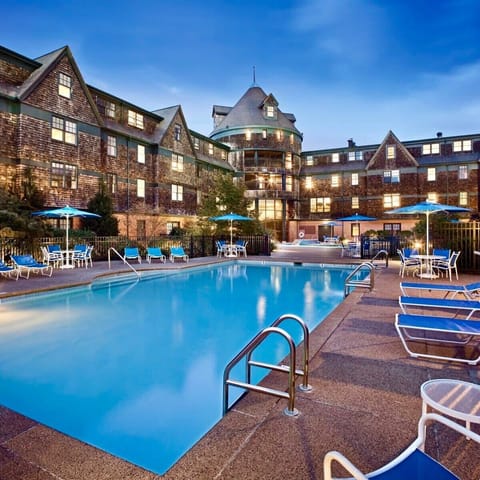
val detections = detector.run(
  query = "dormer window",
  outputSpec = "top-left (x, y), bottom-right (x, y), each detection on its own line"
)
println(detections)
top-left (58, 73), bottom-right (72, 99)
top-left (128, 110), bottom-right (144, 129)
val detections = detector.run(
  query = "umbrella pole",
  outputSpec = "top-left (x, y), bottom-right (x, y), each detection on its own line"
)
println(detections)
top-left (426, 212), bottom-right (430, 256)
top-left (62, 214), bottom-right (74, 269)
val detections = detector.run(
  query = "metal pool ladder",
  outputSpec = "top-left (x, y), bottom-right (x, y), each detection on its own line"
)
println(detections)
top-left (223, 314), bottom-right (312, 417)
top-left (344, 261), bottom-right (375, 296)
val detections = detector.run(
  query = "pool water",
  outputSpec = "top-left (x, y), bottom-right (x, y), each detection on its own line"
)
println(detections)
top-left (0, 261), bottom-right (358, 474)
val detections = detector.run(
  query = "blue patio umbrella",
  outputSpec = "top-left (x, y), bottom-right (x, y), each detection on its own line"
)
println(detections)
top-left (209, 212), bottom-right (252, 245)
top-left (337, 213), bottom-right (376, 238)
top-left (386, 199), bottom-right (470, 255)
top-left (32, 205), bottom-right (100, 268)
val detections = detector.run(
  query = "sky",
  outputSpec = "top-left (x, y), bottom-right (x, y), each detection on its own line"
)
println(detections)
top-left (3, 0), bottom-right (480, 150)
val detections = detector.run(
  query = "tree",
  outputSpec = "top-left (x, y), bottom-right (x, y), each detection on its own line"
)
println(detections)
top-left (84, 182), bottom-right (119, 236)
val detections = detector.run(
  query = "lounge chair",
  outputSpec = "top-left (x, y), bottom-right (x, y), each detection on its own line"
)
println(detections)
top-left (323, 413), bottom-right (480, 479)
top-left (399, 295), bottom-right (480, 320)
top-left (395, 313), bottom-right (480, 364)
top-left (11, 255), bottom-right (53, 279)
top-left (400, 280), bottom-right (480, 299)
top-left (235, 240), bottom-right (248, 257)
top-left (123, 247), bottom-right (141, 264)
top-left (0, 260), bottom-right (19, 280)
top-left (146, 247), bottom-right (166, 263)
top-left (170, 246), bottom-right (189, 263)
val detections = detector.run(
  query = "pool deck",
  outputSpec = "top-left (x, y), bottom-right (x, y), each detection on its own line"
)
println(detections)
top-left (0, 251), bottom-right (479, 479)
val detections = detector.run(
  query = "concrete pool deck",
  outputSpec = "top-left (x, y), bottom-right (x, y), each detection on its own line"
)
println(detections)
top-left (0, 252), bottom-right (479, 479)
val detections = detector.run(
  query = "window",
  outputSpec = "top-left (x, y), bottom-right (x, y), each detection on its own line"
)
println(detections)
top-left (172, 184), bottom-right (183, 201)
top-left (331, 153), bottom-right (340, 163)
top-left (348, 151), bottom-right (363, 161)
top-left (427, 192), bottom-right (438, 202)
top-left (245, 130), bottom-right (251, 141)
top-left (459, 191), bottom-right (468, 206)
top-left (167, 222), bottom-right (180, 234)
top-left (208, 144), bottom-right (214, 155)
top-left (331, 174), bottom-right (340, 187)
top-left (106, 173), bottom-right (116, 194)
top-left (193, 137), bottom-right (200, 150)
top-left (386, 145), bottom-right (396, 159)
top-left (352, 196), bottom-right (359, 209)
top-left (306, 155), bottom-right (313, 166)
top-left (422, 143), bottom-right (440, 155)
top-left (459, 165), bottom-right (468, 180)
top-left (174, 124), bottom-right (181, 141)
top-left (290, 133), bottom-right (294, 145)
top-left (221, 150), bottom-right (226, 160)
top-left (51, 162), bottom-right (77, 189)
top-left (105, 101), bottom-right (115, 118)
top-left (384, 193), bottom-right (400, 208)
top-left (305, 176), bottom-right (312, 189)
top-left (383, 169), bottom-right (399, 183)
top-left (137, 179), bottom-right (145, 198)
top-left (427, 167), bottom-right (436, 181)
top-left (58, 73), bottom-right (72, 98)
top-left (107, 136), bottom-right (117, 157)
top-left (137, 145), bottom-right (145, 164)
top-left (51, 116), bottom-right (77, 145)
top-left (285, 175), bottom-right (292, 192)
top-left (285, 152), bottom-right (292, 170)
top-left (262, 129), bottom-right (267, 139)
top-left (266, 105), bottom-right (275, 118)
top-left (128, 110), bottom-right (144, 129)
top-left (172, 153), bottom-right (184, 172)
top-left (384, 223), bottom-right (401, 233)
top-left (453, 139), bottom-right (472, 152)
top-left (258, 199), bottom-right (282, 220)
top-left (310, 197), bottom-right (331, 213)
top-left (352, 173), bottom-right (359, 186)
top-left (276, 130), bottom-right (284, 141)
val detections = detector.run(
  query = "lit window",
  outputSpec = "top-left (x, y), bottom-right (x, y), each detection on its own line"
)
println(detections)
top-left (459, 191), bottom-right (468, 206)
top-left (331, 153), bottom-right (339, 163)
top-left (58, 73), bottom-right (72, 98)
top-left (453, 139), bottom-right (472, 152)
top-left (262, 129), bottom-right (267, 139)
top-left (208, 144), bottom-right (214, 155)
top-left (137, 145), bottom-right (145, 164)
top-left (51, 162), bottom-right (77, 189)
top-left (384, 193), bottom-right (400, 208)
top-left (128, 110), bottom-right (144, 129)
top-left (258, 199), bottom-right (282, 220)
top-left (352, 196), bottom-right (359, 209)
top-left (51, 116), bottom-right (77, 145)
top-left (193, 138), bottom-right (200, 150)
top-left (310, 197), bottom-right (331, 213)
top-left (174, 124), bottom-right (181, 141)
top-left (107, 136), bottom-right (117, 157)
top-left (276, 130), bottom-right (284, 141)
top-left (352, 173), bottom-right (359, 186)
top-left (221, 150), bottom-right (226, 160)
top-left (384, 170), bottom-right (399, 183)
top-left (137, 179), bottom-right (145, 198)
top-left (427, 167), bottom-right (436, 181)
top-left (386, 145), bottom-right (396, 159)
top-left (266, 105), bottom-right (275, 118)
top-left (305, 176), bottom-right (312, 189)
top-left (427, 192), bottom-right (438, 202)
top-left (285, 176), bottom-right (292, 192)
top-left (331, 174), bottom-right (340, 188)
top-left (285, 153), bottom-right (292, 170)
top-left (459, 165), bottom-right (468, 180)
top-left (290, 133), bottom-right (294, 144)
top-left (246, 130), bottom-right (251, 141)
top-left (306, 155), bottom-right (313, 166)
top-left (171, 184), bottom-right (183, 201)
top-left (167, 222), bottom-right (180, 234)
top-left (172, 153), bottom-right (184, 172)
top-left (107, 173), bottom-right (116, 194)
top-left (422, 143), bottom-right (440, 155)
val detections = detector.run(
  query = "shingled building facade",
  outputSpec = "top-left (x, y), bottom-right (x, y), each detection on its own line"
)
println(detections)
top-left (1, 44), bottom-right (478, 241)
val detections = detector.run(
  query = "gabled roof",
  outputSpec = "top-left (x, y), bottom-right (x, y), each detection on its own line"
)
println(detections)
top-left (210, 85), bottom-right (300, 136)
top-left (366, 130), bottom-right (418, 170)
top-left (152, 105), bottom-right (196, 153)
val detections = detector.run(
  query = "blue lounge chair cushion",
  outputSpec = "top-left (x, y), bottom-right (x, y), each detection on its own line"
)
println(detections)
top-left (399, 296), bottom-right (480, 318)
top-left (397, 313), bottom-right (480, 335)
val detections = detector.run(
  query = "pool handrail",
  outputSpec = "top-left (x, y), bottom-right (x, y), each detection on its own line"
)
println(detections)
top-left (344, 262), bottom-right (375, 297)
top-left (108, 247), bottom-right (140, 278)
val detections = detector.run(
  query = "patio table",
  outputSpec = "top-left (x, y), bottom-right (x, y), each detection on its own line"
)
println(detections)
top-left (411, 254), bottom-right (445, 279)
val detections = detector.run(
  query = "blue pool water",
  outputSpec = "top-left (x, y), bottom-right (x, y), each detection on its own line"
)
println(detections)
top-left (0, 261), bottom-right (358, 474)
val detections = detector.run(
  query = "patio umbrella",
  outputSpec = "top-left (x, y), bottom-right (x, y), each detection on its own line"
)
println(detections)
top-left (322, 220), bottom-right (341, 237)
top-left (337, 213), bottom-right (376, 238)
top-left (32, 205), bottom-right (100, 268)
top-left (209, 212), bottom-right (252, 245)
top-left (386, 199), bottom-right (470, 255)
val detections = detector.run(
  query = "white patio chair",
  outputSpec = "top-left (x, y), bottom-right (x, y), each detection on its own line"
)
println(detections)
top-left (432, 251), bottom-right (460, 281)
top-left (397, 249), bottom-right (421, 277)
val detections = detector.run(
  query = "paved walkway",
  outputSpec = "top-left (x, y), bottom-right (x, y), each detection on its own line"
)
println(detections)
top-left (0, 252), bottom-right (479, 479)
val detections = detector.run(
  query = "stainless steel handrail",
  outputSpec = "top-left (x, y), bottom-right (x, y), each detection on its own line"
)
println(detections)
top-left (223, 326), bottom-right (299, 417)
top-left (371, 249), bottom-right (389, 268)
top-left (344, 262), bottom-right (375, 297)
top-left (108, 247), bottom-right (140, 278)
top-left (268, 314), bottom-right (311, 392)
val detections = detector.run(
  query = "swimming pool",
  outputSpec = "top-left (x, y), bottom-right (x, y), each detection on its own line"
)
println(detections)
top-left (0, 261), bottom-right (359, 474)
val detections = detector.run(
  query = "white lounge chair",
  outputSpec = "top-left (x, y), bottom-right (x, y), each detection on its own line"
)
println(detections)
top-left (395, 313), bottom-right (480, 364)
top-left (0, 260), bottom-right (19, 280)
top-left (146, 247), bottom-right (166, 263)
top-left (400, 280), bottom-right (480, 299)
top-left (11, 255), bottom-right (53, 279)
top-left (170, 246), bottom-right (189, 263)
top-left (324, 413), bottom-right (480, 479)
top-left (398, 295), bottom-right (480, 320)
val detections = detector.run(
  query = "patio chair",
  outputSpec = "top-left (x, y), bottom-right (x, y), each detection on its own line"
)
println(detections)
top-left (432, 251), bottom-right (461, 282)
top-left (170, 246), bottom-right (189, 263)
top-left (72, 245), bottom-right (92, 269)
top-left (395, 312), bottom-right (480, 364)
top-left (399, 295), bottom-right (480, 320)
top-left (123, 247), bottom-right (141, 264)
top-left (235, 239), bottom-right (248, 257)
top-left (397, 249), bottom-right (421, 277)
top-left (323, 413), bottom-right (480, 479)
top-left (146, 247), bottom-right (166, 263)
top-left (11, 255), bottom-right (53, 279)
top-left (0, 260), bottom-right (19, 281)
top-left (216, 240), bottom-right (227, 257)
top-left (400, 280), bottom-right (480, 299)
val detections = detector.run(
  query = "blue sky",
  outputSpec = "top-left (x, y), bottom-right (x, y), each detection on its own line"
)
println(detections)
top-left (3, 0), bottom-right (480, 150)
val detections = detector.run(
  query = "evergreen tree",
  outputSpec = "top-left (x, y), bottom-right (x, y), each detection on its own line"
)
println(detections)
top-left (84, 182), bottom-right (119, 236)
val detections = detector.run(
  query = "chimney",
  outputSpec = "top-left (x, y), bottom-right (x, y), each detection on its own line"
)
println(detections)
top-left (436, 132), bottom-right (443, 138)
top-left (348, 138), bottom-right (355, 148)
